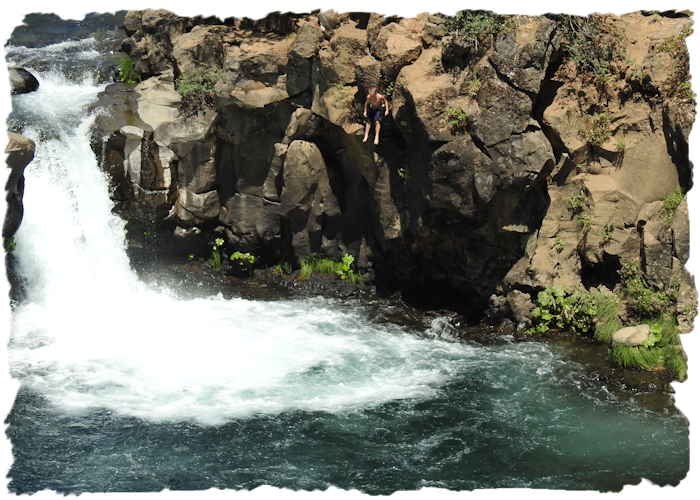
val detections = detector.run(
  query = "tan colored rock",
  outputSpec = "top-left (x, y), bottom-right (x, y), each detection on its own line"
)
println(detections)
top-left (611, 324), bottom-right (651, 347)
top-left (371, 22), bottom-right (422, 80)
top-left (172, 25), bottom-right (226, 73)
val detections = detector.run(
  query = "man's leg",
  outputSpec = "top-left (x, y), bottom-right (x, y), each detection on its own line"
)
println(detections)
top-left (374, 120), bottom-right (381, 145)
top-left (363, 121), bottom-right (371, 142)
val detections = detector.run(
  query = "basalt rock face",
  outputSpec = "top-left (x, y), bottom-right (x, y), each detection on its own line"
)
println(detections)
top-left (90, 9), bottom-right (696, 325)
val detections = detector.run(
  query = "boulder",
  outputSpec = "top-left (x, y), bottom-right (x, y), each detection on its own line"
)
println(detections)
top-left (611, 325), bottom-right (651, 347)
top-left (3, 133), bottom-right (35, 238)
top-left (370, 22), bottom-right (422, 80)
top-left (8, 68), bottom-right (39, 95)
top-left (168, 189), bottom-right (220, 225)
top-left (506, 290), bottom-right (534, 327)
top-left (220, 193), bottom-right (281, 252)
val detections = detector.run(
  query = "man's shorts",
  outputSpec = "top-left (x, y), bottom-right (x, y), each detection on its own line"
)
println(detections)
top-left (366, 105), bottom-right (385, 123)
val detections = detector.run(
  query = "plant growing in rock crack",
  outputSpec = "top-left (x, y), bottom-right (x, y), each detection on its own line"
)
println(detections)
top-left (568, 189), bottom-right (586, 214)
top-left (397, 167), bottom-right (411, 180)
top-left (579, 111), bottom-right (611, 146)
top-left (554, 233), bottom-right (564, 253)
top-left (463, 76), bottom-right (482, 97)
top-left (574, 213), bottom-right (592, 232)
top-left (447, 107), bottom-right (469, 134)
top-left (661, 185), bottom-right (684, 224)
top-left (210, 237), bottom-right (225, 271)
top-left (230, 251), bottom-right (256, 275)
top-left (615, 134), bottom-right (626, 152)
top-left (176, 62), bottom-right (223, 116)
top-left (601, 220), bottom-right (614, 245)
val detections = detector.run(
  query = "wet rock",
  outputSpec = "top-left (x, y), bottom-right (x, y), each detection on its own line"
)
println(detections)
top-left (3, 133), bottom-right (35, 238)
top-left (8, 68), bottom-right (39, 95)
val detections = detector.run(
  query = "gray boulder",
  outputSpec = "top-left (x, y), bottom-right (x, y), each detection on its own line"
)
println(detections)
top-left (9, 68), bottom-right (39, 95)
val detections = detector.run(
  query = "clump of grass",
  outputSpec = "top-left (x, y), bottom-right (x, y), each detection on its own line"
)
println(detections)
top-left (609, 317), bottom-right (687, 380)
top-left (610, 343), bottom-right (664, 370)
top-left (593, 292), bottom-right (622, 344)
top-left (299, 254), bottom-right (365, 285)
top-left (274, 261), bottom-right (292, 276)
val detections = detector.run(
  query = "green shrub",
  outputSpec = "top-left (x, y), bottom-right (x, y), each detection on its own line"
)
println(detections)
top-left (561, 14), bottom-right (628, 81)
top-left (299, 254), bottom-right (364, 285)
top-left (445, 10), bottom-right (517, 49)
top-left (530, 286), bottom-right (598, 334)
top-left (615, 135), bottom-right (626, 152)
top-left (579, 111), bottom-right (611, 145)
top-left (618, 260), bottom-right (677, 317)
top-left (118, 56), bottom-right (139, 84)
top-left (176, 62), bottom-right (223, 115)
top-left (657, 22), bottom-right (694, 56)
top-left (661, 186), bottom-right (684, 224)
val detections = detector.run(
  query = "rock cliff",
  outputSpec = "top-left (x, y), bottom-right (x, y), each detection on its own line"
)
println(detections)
top-left (87, 9), bottom-right (695, 327)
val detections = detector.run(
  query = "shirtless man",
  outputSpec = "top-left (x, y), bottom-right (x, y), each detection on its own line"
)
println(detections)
top-left (363, 86), bottom-right (389, 145)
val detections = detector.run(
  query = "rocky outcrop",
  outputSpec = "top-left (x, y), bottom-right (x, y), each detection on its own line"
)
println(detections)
top-left (8, 68), bottom-right (39, 95)
top-left (88, 9), bottom-right (695, 326)
top-left (3, 133), bottom-right (35, 238)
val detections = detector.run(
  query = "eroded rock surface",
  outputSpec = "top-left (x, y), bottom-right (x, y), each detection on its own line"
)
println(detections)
top-left (86, 9), bottom-right (695, 326)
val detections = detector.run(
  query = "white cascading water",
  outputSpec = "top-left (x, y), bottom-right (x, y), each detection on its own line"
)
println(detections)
top-left (8, 65), bottom-right (479, 427)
